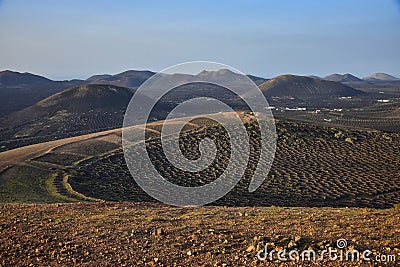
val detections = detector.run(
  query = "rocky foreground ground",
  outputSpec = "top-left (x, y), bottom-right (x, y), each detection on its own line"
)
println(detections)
top-left (0, 202), bottom-right (399, 266)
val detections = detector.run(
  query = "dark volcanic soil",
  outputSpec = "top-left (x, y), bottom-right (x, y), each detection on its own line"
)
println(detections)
top-left (0, 202), bottom-right (399, 266)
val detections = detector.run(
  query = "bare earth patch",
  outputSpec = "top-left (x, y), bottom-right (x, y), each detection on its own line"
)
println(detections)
top-left (0, 202), bottom-right (399, 266)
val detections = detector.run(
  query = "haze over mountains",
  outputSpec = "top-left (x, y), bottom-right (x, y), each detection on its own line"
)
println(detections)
top-left (0, 68), bottom-right (399, 149)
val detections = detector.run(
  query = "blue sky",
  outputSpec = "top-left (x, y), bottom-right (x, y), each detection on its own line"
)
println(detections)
top-left (0, 0), bottom-right (399, 80)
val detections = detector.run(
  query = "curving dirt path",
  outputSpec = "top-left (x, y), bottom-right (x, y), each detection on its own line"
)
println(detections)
top-left (0, 128), bottom-right (123, 173)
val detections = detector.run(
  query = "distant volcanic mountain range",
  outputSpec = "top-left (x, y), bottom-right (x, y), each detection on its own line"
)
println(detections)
top-left (363, 73), bottom-right (399, 81)
top-left (0, 68), bottom-right (398, 151)
top-left (88, 70), bottom-right (156, 88)
top-left (87, 69), bottom-right (268, 87)
top-left (0, 70), bottom-right (85, 117)
top-left (260, 74), bottom-right (363, 98)
top-left (0, 69), bottom-right (397, 127)
top-left (324, 73), bottom-right (364, 83)
top-left (0, 70), bottom-right (52, 86)
top-left (323, 72), bottom-right (399, 82)
top-left (0, 84), bottom-right (154, 142)
top-left (319, 73), bottom-right (400, 93)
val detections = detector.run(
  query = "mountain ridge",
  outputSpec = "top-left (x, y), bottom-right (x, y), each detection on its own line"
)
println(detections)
top-left (0, 70), bottom-right (86, 117)
top-left (260, 74), bottom-right (363, 97)
top-left (324, 73), bottom-right (363, 83)
top-left (363, 73), bottom-right (399, 81)
top-left (0, 84), bottom-right (149, 141)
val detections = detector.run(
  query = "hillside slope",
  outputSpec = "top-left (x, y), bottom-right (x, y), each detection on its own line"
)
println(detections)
top-left (364, 73), bottom-right (399, 81)
top-left (259, 75), bottom-right (363, 98)
top-left (89, 70), bottom-right (156, 88)
top-left (324, 73), bottom-right (363, 82)
top-left (0, 70), bottom-right (86, 117)
top-left (0, 84), bottom-right (152, 142)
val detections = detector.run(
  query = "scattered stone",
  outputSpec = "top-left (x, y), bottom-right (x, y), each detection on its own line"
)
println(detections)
top-left (280, 237), bottom-right (290, 244)
top-left (287, 240), bottom-right (297, 249)
top-left (246, 245), bottom-right (255, 252)
top-left (154, 228), bottom-right (165, 237)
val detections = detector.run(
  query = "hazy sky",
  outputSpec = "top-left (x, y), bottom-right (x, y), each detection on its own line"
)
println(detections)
top-left (0, 0), bottom-right (399, 80)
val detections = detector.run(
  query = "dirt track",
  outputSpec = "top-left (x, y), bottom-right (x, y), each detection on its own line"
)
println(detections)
top-left (0, 128), bottom-right (123, 173)
top-left (0, 112), bottom-right (247, 173)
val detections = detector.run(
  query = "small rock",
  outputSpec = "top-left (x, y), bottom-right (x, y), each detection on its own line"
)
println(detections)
top-left (318, 240), bottom-right (330, 249)
top-left (246, 245), bottom-right (255, 252)
top-left (154, 228), bottom-right (165, 236)
top-left (266, 242), bottom-right (275, 248)
top-left (287, 241), bottom-right (297, 249)
top-left (280, 237), bottom-right (290, 244)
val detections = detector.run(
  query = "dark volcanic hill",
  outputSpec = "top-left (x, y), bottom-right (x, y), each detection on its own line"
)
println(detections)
top-left (259, 74), bottom-right (363, 98)
top-left (324, 73), bottom-right (363, 83)
top-left (340, 73), bottom-right (400, 94)
top-left (363, 73), bottom-right (399, 81)
top-left (246, 74), bottom-right (269, 85)
top-left (89, 70), bottom-right (156, 88)
top-left (88, 69), bottom-right (269, 89)
top-left (0, 70), bottom-right (52, 86)
top-left (86, 74), bottom-right (113, 82)
top-left (0, 84), bottom-right (154, 143)
top-left (0, 70), bottom-right (86, 117)
top-left (0, 69), bottom-right (267, 150)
